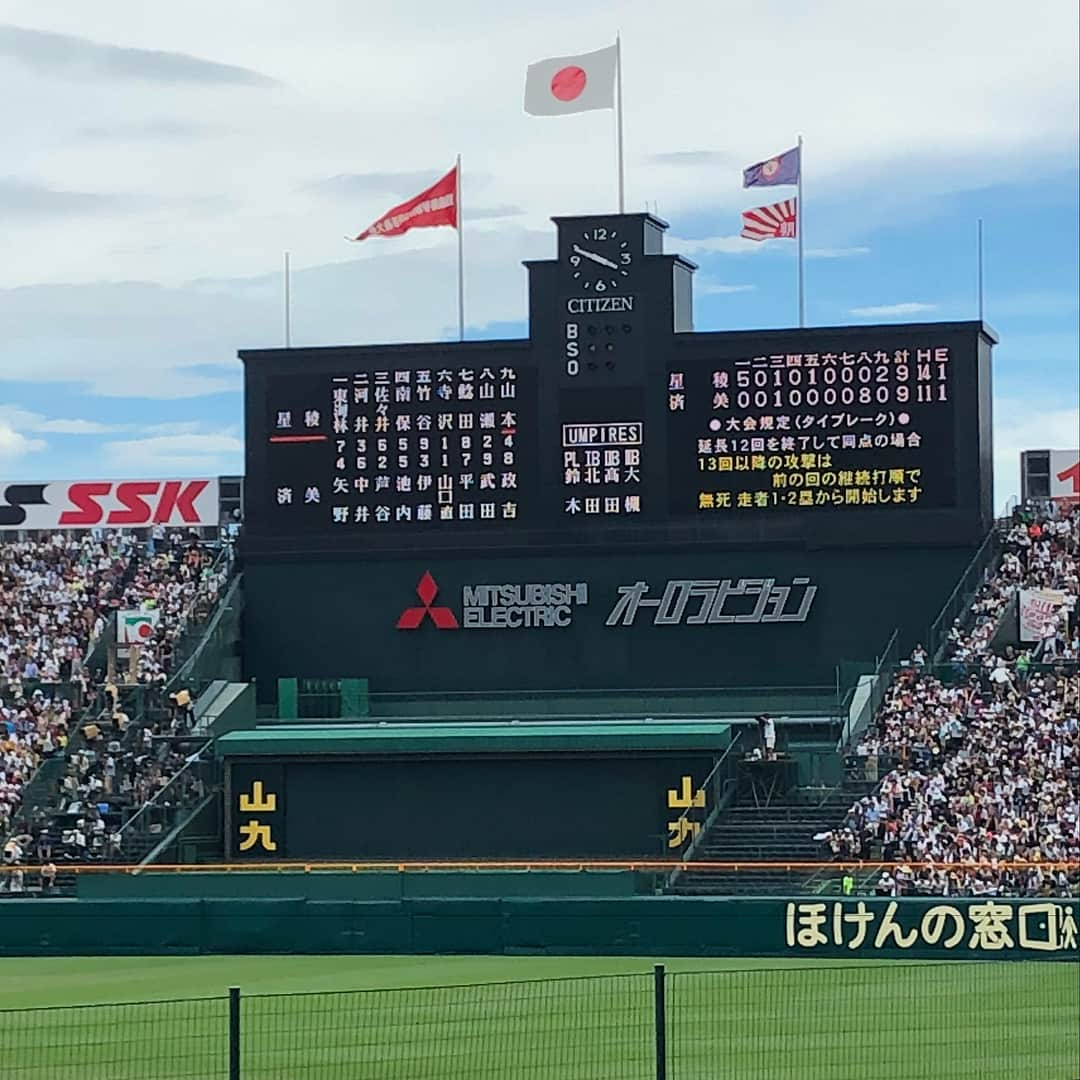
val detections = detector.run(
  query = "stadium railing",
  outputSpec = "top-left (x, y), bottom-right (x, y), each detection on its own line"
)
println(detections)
top-left (112, 739), bottom-right (219, 864)
top-left (0, 679), bottom-right (84, 705)
top-left (164, 544), bottom-right (242, 695)
top-left (927, 523), bottom-right (1003, 661)
top-left (257, 682), bottom-right (851, 726)
top-left (834, 627), bottom-right (900, 753)
top-left (665, 727), bottom-right (749, 884)
top-left (2, 859), bottom-right (1076, 900)
top-left (3, 962), bottom-right (1077, 1078)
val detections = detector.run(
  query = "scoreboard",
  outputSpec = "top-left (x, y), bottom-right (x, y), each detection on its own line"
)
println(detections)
top-left (241, 213), bottom-right (995, 557)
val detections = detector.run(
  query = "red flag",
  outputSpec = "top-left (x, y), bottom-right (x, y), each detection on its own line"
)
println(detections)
top-left (351, 164), bottom-right (458, 242)
top-left (741, 198), bottom-right (797, 242)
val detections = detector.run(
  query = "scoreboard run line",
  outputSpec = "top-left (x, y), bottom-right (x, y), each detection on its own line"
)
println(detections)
top-left (269, 435), bottom-right (330, 444)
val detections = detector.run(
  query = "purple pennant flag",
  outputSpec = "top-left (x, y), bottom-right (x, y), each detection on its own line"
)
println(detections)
top-left (743, 146), bottom-right (800, 188)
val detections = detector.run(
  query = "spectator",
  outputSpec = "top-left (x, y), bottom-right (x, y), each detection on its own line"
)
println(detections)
top-left (40, 861), bottom-right (57, 892)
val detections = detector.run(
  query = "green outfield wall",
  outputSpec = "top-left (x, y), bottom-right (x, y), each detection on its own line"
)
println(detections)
top-left (1, 896), bottom-right (1074, 961)
top-left (76, 871), bottom-right (644, 901)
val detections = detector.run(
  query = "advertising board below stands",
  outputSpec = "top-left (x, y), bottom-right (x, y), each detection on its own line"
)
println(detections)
top-left (0, 477), bottom-right (220, 531)
top-left (2, 892), bottom-right (1073, 961)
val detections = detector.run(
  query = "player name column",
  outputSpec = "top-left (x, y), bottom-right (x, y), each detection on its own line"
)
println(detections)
top-left (330, 366), bottom-right (523, 527)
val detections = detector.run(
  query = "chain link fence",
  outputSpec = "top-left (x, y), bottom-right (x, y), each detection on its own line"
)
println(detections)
top-left (2, 961), bottom-right (1076, 1078)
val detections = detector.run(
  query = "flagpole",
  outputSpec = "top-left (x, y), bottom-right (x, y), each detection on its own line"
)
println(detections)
top-left (977, 218), bottom-right (984, 322)
top-left (456, 154), bottom-right (465, 341)
top-left (615, 34), bottom-right (625, 213)
top-left (284, 250), bottom-right (292, 348)
top-left (796, 134), bottom-right (805, 327)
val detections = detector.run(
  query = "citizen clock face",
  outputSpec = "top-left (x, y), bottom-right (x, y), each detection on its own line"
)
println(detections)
top-left (567, 225), bottom-right (633, 292)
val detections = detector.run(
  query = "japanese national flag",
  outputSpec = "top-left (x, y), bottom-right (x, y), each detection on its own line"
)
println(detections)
top-left (118, 609), bottom-right (160, 644)
top-left (524, 44), bottom-right (617, 116)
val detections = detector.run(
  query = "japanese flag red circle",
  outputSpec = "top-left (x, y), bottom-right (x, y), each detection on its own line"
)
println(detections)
top-left (550, 65), bottom-right (587, 102)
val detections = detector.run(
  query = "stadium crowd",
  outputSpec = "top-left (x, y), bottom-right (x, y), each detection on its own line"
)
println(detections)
top-left (832, 503), bottom-right (1079, 897)
top-left (1, 529), bottom-right (229, 890)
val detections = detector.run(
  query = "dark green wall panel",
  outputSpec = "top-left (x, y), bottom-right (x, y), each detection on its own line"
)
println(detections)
top-left (1, 897), bottom-right (1074, 961)
top-left (242, 548), bottom-right (973, 696)
top-left (77, 870), bottom-right (640, 901)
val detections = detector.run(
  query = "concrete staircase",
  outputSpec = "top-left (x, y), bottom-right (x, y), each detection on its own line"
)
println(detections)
top-left (669, 788), bottom-right (855, 895)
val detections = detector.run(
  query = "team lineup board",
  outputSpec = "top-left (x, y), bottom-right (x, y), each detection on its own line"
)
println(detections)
top-left (241, 213), bottom-right (993, 555)
top-left (256, 364), bottom-right (538, 533)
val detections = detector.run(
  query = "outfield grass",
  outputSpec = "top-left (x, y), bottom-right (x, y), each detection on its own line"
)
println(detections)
top-left (0, 955), bottom-right (1076, 1079)
top-left (0, 954), bottom-right (932, 1009)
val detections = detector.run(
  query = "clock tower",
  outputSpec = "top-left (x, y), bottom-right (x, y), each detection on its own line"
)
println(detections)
top-left (526, 213), bottom-right (696, 525)
top-left (526, 213), bottom-right (696, 387)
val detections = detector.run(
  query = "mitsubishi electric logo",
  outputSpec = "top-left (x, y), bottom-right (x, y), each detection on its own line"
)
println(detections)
top-left (461, 582), bottom-right (588, 628)
top-left (396, 573), bottom-right (589, 631)
top-left (396, 571), bottom-right (460, 630)
top-left (396, 572), bottom-right (813, 632)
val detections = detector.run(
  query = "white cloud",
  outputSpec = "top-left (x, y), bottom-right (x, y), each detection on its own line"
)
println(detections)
top-left (669, 235), bottom-right (765, 256)
top-left (0, 406), bottom-right (125, 435)
top-left (697, 281), bottom-right (756, 295)
top-left (102, 431), bottom-right (243, 473)
top-left (806, 247), bottom-right (871, 259)
top-left (30, 417), bottom-right (122, 434)
top-left (144, 420), bottom-right (209, 436)
top-left (0, 422), bottom-right (47, 466)
top-left (0, 226), bottom-right (550, 397)
top-left (992, 399), bottom-right (1080, 510)
top-left (849, 302), bottom-right (940, 318)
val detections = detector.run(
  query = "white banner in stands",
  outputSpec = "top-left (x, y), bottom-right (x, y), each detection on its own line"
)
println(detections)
top-left (1018, 588), bottom-right (1068, 643)
top-left (0, 478), bottom-right (219, 531)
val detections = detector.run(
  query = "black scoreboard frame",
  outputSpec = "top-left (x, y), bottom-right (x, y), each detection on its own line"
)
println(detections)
top-left (241, 213), bottom-right (996, 560)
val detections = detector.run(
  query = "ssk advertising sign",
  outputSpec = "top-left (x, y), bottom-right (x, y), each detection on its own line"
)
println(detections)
top-left (0, 479), bottom-right (219, 532)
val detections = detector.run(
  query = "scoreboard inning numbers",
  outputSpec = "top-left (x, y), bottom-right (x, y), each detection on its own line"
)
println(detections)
top-left (241, 212), bottom-right (994, 554)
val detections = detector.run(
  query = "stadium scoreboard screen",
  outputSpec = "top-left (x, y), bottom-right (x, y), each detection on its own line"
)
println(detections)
top-left (242, 213), bottom-right (994, 556)
top-left (666, 344), bottom-right (956, 515)
top-left (256, 362), bottom-right (538, 532)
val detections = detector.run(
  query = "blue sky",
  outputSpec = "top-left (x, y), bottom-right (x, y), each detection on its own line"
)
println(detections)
top-left (1, 1), bottom-right (1077, 507)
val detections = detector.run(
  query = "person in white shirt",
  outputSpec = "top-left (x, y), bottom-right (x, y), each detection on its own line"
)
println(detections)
top-left (761, 714), bottom-right (777, 759)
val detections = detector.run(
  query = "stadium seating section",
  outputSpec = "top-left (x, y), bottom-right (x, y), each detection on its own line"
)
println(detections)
top-left (834, 506), bottom-right (1078, 897)
top-left (1, 531), bottom-right (230, 891)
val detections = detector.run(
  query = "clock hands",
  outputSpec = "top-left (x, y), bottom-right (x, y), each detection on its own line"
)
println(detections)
top-left (572, 243), bottom-right (618, 270)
